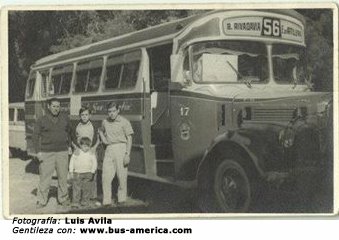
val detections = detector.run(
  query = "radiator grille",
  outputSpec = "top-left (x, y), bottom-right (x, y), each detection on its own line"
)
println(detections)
top-left (252, 108), bottom-right (295, 122)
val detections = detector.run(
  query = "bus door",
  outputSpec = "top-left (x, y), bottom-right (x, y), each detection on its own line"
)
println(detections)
top-left (25, 69), bottom-right (49, 155)
top-left (147, 44), bottom-right (174, 178)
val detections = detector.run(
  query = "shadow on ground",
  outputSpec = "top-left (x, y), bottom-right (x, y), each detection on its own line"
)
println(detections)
top-left (25, 158), bottom-right (40, 175)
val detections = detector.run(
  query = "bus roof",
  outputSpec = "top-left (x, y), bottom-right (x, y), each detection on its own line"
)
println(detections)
top-left (33, 9), bottom-right (305, 68)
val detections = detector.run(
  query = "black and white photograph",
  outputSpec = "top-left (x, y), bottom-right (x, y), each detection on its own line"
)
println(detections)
top-left (3, 5), bottom-right (337, 216)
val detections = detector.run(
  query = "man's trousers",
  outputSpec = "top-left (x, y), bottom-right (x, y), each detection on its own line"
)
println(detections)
top-left (37, 151), bottom-right (69, 205)
top-left (102, 143), bottom-right (128, 205)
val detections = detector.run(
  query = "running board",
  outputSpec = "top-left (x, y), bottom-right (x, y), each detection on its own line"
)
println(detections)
top-left (128, 171), bottom-right (197, 189)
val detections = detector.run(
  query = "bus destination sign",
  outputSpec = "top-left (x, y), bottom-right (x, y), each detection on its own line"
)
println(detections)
top-left (223, 16), bottom-right (304, 43)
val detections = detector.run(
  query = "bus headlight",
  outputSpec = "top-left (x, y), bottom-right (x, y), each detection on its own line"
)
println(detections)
top-left (293, 106), bottom-right (308, 119)
top-left (317, 100), bottom-right (331, 117)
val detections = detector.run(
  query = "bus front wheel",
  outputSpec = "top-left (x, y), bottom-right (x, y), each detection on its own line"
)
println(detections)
top-left (212, 159), bottom-right (251, 212)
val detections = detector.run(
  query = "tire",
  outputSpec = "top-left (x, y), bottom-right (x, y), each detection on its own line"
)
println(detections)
top-left (213, 159), bottom-right (251, 212)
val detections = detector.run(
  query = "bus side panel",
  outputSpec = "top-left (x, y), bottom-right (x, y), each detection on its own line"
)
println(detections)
top-left (170, 94), bottom-right (220, 180)
top-left (9, 106), bottom-right (26, 151)
top-left (81, 94), bottom-right (155, 176)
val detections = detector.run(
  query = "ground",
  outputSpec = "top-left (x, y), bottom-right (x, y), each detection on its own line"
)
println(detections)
top-left (8, 153), bottom-right (333, 215)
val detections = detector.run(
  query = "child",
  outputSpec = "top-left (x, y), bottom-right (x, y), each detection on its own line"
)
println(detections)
top-left (71, 106), bottom-right (100, 200)
top-left (72, 106), bottom-right (99, 152)
top-left (69, 137), bottom-right (97, 208)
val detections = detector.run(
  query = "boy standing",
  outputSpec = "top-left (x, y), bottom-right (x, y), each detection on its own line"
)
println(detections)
top-left (99, 102), bottom-right (133, 206)
top-left (72, 106), bottom-right (99, 151)
top-left (71, 106), bottom-right (100, 199)
top-left (69, 137), bottom-right (97, 208)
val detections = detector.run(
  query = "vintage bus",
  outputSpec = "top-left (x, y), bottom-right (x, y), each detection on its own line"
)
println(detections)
top-left (25, 9), bottom-right (333, 212)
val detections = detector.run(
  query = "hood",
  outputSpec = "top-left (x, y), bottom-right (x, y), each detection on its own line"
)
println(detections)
top-left (189, 84), bottom-right (331, 101)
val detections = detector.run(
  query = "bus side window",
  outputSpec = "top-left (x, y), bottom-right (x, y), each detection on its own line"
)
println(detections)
top-left (75, 59), bottom-right (102, 92)
top-left (50, 67), bottom-right (62, 95)
top-left (120, 61), bottom-right (140, 89)
top-left (104, 51), bottom-right (140, 90)
top-left (17, 108), bottom-right (25, 124)
top-left (50, 65), bottom-right (73, 95)
top-left (61, 72), bottom-right (72, 94)
top-left (105, 64), bottom-right (122, 89)
top-left (40, 71), bottom-right (49, 97)
top-left (75, 61), bottom-right (89, 92)
top-left (87, 65), bottom-right (102, 92)
top-left (148, 44), bottom-right (172, 91)
top-left (9, 108), bottom-right (15, 122)
top-left (26, 71), bottom-right (36, 98)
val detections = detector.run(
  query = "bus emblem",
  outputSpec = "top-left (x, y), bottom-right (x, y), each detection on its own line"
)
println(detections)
top-left (179, 123), bottom-right (191, 141)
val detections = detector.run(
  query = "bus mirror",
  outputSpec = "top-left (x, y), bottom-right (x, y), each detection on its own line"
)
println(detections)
top-left (170, 54), bottom-right (184, 84)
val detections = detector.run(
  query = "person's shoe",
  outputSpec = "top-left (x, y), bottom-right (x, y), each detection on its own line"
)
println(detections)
top-left (36, 202), bottom-right (47, 209)
top-left (71, 203), bottom-right (80, 209)
top-left (81, 201), bottom-right (95, 208)
top-left (116, 201), bottom-right (127, 207)
top-left (59, 199), bottom-right (71, 207)
top-left (94, 201), bottom-right (102, 207)
top-left (102, 203), bottom-right (112, 208)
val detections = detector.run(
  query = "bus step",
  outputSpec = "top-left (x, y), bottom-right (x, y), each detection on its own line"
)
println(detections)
top-left (156, 159), bottom-right (175, 177)
top-left (151, 144), bottom-right (173, 159)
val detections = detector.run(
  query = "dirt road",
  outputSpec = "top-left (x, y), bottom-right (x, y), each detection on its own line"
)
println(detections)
top-left (8, 155), bottom-right (333, 215)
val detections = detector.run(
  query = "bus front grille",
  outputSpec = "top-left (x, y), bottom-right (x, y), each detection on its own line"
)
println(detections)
top-left (252, 108), bottom-right (295, 122)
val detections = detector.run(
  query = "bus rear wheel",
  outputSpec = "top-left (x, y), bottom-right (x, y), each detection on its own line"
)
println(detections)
top-left (213, 159), bottom-right (251, 212)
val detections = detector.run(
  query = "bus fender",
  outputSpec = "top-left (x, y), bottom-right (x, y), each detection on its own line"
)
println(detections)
top-left (197, 129), bottom-right (267, 182)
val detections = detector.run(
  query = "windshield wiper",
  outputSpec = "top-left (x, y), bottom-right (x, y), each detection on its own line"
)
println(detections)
top-left (226, 61), bottom-right (252, 88)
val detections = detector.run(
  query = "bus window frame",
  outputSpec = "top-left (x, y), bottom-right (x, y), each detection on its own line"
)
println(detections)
top-left (104, 62), bottom-right (123, 90)
top-left (25, 71), bottom-right (36, 99)
top-left (50, 66), bottom-right (63, 95)
top-left (16, 108), bottom-right (25, 126)
top-left (148, 43), bottom-right (172, 92)
top-left (9, 108), bottom-right (15, 123)
top-left (49, 64), bottom-right (73, 96)
top-left (119, 60), bottom-right (141, 89)
top-left (73, 57), bottom-right (104, 94)
top-left (39, 69), bottom-right (51, 98)
top-left (188, 41), bottom-right (270, 85)
top-left (102, 50), bottom-right (142, 93)
top-left (271, 43), bottom-right (307, 86)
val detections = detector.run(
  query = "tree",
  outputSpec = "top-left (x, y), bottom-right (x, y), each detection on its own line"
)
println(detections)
top-left (303, 11), bottom-right (333, 91)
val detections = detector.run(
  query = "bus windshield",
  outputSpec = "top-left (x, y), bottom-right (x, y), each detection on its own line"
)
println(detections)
top-left (191, 40), bottom-right (268, 84)
top-left (272, 44), bottom-right (307, 84)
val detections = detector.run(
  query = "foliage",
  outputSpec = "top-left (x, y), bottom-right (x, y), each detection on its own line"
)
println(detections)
top-left (301, 10), bottom-right (333, 91)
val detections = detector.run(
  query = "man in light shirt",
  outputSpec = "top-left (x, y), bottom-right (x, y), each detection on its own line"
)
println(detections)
top-left (69, 137), bottom-right (97, 209)
top-left (99, 102), bottom-right (133, 206)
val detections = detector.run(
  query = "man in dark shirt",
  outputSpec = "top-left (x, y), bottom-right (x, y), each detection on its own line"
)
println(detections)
top-left (33, 98), bottom-right (71, 208)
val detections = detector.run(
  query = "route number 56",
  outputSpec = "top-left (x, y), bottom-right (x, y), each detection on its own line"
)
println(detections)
top-left (262, 18), bottom-right (281, 37)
